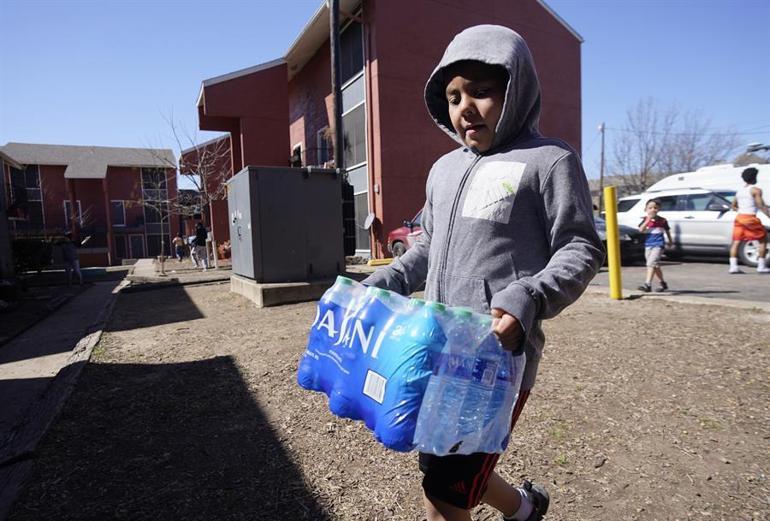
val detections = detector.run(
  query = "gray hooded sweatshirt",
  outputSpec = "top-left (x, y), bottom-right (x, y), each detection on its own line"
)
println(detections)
top-left (363, 25), bottom-right (604, 390)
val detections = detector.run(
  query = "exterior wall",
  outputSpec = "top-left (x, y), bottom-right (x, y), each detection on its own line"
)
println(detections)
top-left (4, 162), bottom-right (178, 267)
top-left (289, 41), bottom-right (332, 167)
top-left (366, 0), bottom-right (582, 256)
top-left (180, 135), bottom-right (233, 252)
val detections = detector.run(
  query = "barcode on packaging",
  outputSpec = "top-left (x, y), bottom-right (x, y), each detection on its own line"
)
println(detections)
top-left (363, 370), bottom-right (387, 404)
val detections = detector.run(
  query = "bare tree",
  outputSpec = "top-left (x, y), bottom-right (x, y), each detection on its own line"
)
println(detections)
top-left (659, 111), bottom-right (740, 174)
top-left (611, 98), bottom-right (677, 192)
top-left (140, 116), bottom-right (232, 272)
top-left (610, 98), bottom-right (740, 192)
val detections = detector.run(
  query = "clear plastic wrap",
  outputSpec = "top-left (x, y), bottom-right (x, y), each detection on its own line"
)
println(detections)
top-left (297, 276), bottom-right (524, 454)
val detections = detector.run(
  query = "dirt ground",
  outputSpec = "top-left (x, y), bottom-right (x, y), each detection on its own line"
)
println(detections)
top-left (8, 282), bottom-right (769, 521)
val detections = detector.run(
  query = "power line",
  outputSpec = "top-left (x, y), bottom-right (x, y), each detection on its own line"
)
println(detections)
top-left (604, 126), bottom-right (770, 137)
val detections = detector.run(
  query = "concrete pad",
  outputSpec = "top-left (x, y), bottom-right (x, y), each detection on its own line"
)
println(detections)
top-left (230, 274), bottom-right (334, 307)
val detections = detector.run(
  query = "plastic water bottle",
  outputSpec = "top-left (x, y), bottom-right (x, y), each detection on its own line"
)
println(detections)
top-left (477, 327), bottom-right (525, 453)
top-left (298, 276), bottom-right (362, 391)
top-left (413, 303), bottom-right (476, 455)
top-left (374, 298), bottom-right (446, 451)
top-left (328, 286), bottom-right (398, 423)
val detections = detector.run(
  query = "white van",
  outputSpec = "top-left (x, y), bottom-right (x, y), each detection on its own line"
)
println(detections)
top-left (646, 163), bottom-right (770, 199)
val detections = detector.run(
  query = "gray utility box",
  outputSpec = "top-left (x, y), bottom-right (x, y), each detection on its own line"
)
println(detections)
top-left (227, 166), bottom-right (345, 283)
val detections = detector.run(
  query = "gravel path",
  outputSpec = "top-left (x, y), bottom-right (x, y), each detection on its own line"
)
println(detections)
top-left (8, 283), bottom-right (769, 521)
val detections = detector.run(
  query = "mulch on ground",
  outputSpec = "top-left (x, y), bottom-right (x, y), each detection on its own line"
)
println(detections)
top-left (8, 283), bottom-right (768, 521)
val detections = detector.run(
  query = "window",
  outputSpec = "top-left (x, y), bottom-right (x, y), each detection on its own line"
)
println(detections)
top-left (8, 165), bottom-right (44, 230)
top-left (653, 196), bottom-right (679, 211)
top-left (114, 235), bottom-right (127, 259)
top-left (683, 193), bottom-right (715, 211)
top-left (111, 200), bottom-right (125, 226)
top-left (340, 21), bottom-right (363, 84)
top-left (64, 200), bottom-right (83, 228)
top-left (716, 191), bottom-right (736, 203)
top-left (617, 198), bottom-right (640, 213)
top-left (317, 127), bottom-right (331, 165)
top-left (342, 103), bottom-right (367, 168)
top-left (141, 168), bottom-right (167, 189)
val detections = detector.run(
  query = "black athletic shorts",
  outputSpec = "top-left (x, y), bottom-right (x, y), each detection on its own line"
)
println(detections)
top-left (419, 389), bottom-right (530, 509)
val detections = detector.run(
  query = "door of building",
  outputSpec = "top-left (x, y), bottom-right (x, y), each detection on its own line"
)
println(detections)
top-left (129, 234), bottom-right (145, 258)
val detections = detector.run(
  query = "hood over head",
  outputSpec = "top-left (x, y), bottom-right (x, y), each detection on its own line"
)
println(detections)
top-left (425, 25), bottom-right (541, 152)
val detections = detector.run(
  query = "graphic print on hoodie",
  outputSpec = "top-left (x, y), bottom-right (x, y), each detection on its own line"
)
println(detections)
top-left (363, 25), bottom-right (605, 390)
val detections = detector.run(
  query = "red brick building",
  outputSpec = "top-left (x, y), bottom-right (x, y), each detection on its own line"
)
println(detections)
top-left (179, 134), bottom-right (232, 251)
top-left (1, 143), bottom-right (179, 267)
top-left (195, 0), bottom-right (582, 257)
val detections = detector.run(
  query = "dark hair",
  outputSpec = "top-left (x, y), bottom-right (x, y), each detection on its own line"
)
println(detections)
top-left (646, 198), bottom-right (661, 208)
top-left (742, 167), bottom-right (758, 185)
top-left (442, 60), bottom-right (509, 90)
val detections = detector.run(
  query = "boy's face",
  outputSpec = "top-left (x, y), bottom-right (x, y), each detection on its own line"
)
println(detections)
top-left (445, 62), bottom-right (507, 153)
top-left (646, 202), bottom-right (660, 217)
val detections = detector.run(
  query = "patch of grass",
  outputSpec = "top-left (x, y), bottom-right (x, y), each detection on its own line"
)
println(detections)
top-left (554, 453), bottom-right (569, 466)
top-left (549, 420), bottom-right (569, 440)
top-left (698, 417), bottom-right (723, 431)
top-left (91, 340), bottom-right (108, 361)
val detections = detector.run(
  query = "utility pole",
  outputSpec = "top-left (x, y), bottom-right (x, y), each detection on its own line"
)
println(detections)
top-left (330, 0), bottom-right (344, 171)
top-left (598, 122), bottom-right (606, 214)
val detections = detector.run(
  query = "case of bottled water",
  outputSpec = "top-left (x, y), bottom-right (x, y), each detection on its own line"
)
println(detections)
top-left (297, 276), bottom-right (525, 454)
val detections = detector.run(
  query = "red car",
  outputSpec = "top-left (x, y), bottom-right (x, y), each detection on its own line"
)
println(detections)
top-left (387, 209), bottom-right (422, 257)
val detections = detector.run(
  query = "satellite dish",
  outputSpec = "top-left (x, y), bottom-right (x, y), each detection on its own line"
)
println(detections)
top-left (363, 212), bottom-right (376, 230)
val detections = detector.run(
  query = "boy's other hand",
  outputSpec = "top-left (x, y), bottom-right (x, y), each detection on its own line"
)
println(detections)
top-left (491, 308), bottom-right (523, 351)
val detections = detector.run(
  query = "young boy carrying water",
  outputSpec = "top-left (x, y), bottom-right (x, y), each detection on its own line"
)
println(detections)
top-left (363, 25), bottom-right (604, 521)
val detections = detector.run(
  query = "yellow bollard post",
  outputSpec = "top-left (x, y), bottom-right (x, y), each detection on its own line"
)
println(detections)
top-left (603, 186), bottom-right (623, 300)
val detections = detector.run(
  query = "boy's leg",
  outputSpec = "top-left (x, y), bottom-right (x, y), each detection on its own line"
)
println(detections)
top-left (423, 494), bottom-right (472, 521)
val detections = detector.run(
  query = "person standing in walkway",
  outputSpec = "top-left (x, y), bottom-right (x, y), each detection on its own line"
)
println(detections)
top-left (194, 220), bottom-right (209, 271)
top-left (172, 234), bottom-right (185, 262)
top-left (729, 167), bottom-right (770, 274)
top-left (60, 232), bottom-right (83, 286)
top-left (637, 199), bottom-right (673, 292)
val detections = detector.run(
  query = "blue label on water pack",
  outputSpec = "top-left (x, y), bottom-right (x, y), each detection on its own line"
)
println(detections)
top-left (297, 287), bottom-right (444, 452)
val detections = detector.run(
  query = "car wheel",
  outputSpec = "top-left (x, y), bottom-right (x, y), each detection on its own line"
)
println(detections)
top-left (391, 241), bottom-right (406, 258)
top-left (737, 239), bottom-right (768, 267)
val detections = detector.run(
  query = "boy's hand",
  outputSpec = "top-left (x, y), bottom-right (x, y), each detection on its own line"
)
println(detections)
top-left (491, 308), bottom-right (524, 351)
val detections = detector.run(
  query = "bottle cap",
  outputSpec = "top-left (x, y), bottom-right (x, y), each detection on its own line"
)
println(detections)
top-left (336, 276), bottom-right (354, 286)
top-left (452, 307), bottom-right (473, 319)
top-left (367, 286), bottom-right (390, 299)
top-left (426, 301), bottom-right (446, 312)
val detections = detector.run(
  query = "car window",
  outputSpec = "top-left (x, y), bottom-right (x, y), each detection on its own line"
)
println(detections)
top-left (716, 191), bottom-right (736, 203)
top-left (683, 193), bottom-right (715, 211)
top-left (617, 198), bottom-right (640, 212)
top-left (653, 195), bottom-right (679, 211)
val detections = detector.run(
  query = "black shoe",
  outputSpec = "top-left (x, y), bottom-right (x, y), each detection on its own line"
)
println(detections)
top-left (502, 480), bottom-right (550, 521)
top-left (656, 281), bottom-right (668, 292)
top-left (637, 283), bottom-right (651, 292)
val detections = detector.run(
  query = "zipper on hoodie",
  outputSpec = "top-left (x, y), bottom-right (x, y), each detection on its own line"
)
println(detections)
top-left (437, 152), bottom-right (482, 303)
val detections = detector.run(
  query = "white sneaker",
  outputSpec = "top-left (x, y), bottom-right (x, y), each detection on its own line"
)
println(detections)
top-left (758, 267), bottom-right (770, 274)
top-left (728, 267), bottom-right (744, 274)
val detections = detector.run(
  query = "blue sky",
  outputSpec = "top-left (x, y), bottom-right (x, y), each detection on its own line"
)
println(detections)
top-left (1, 0), bottom-right (768, 182)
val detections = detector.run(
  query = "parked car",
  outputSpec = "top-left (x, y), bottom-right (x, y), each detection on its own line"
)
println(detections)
top-left (616, 187), bottom-right (770, 267)
top-left (387, 210), bottom-right (643, 264)
top-left (594, 216), bottom-right (645, 263)
top-left (387, 209), bottom-right (422, 257)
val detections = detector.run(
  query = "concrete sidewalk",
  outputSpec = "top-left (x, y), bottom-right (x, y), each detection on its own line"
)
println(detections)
top-left (126, 258), bottom-right (232, 289)
top-left (0, 279), bottom-right (123, 518)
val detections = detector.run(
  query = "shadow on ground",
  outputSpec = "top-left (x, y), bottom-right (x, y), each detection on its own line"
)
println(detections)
top-left (8, 356), bottom-right (331, 521)
top-left (105, 286), bottom-right (205, 332)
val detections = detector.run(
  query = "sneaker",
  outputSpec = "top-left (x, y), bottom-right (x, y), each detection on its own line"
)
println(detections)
top-left (728, 267), bottom-right (744, 274)
top-left (758, 267), bottom-right (770, 274)
top-left (656, 281), bottom-right (668, 292)
top-left (502, 480), bottom-right (550, 521)
top-left (637, 283), bottom-right (651, 292)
